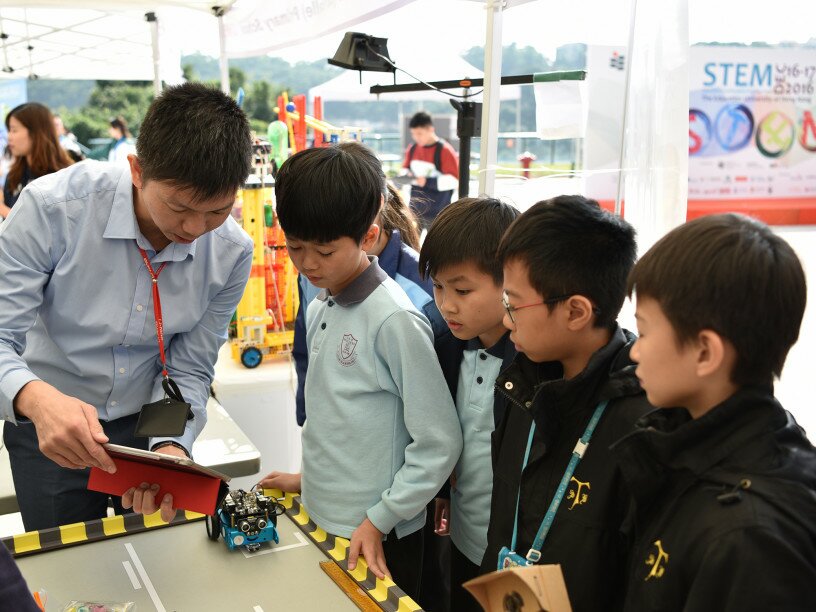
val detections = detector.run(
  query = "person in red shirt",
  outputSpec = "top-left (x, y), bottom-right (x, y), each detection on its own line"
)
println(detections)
top-left (402, 111), bottom-right (459, 231)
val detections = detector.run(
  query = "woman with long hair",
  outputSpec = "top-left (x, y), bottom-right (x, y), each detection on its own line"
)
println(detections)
top-left (0, 102), bottom-right (73, 219)
top-left (108, 115), bottom-right (136, 163)
top-left (376, 181), bottom-right (422, 251)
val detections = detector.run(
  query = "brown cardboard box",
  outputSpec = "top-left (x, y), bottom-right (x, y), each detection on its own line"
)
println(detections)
top-left (463, 564), bottom-right (572, 612)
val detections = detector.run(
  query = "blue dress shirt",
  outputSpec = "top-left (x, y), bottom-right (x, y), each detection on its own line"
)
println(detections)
top-left (0, 162), bottom-right (253, 452)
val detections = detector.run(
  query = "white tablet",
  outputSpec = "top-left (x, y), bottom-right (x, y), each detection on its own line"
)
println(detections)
top-left (103, 443), bottom-right (231, 482)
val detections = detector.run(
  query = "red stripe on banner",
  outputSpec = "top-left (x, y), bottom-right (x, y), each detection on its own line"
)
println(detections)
top-left (596, 198), bottom-right (816, 226)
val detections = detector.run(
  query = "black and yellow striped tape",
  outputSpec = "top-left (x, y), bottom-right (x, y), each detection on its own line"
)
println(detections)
top-left (265, 488), bottom-right (423, 612)
top-left (1, 492), bottom-right (424, 612)
top-left (1, 510), bottom-right (203, 557)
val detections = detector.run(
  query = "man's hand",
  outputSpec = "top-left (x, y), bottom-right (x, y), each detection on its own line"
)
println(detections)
top-left (14, 380), bottom-right (115, 472)
top-left (348, 517), bottom-right (390, 580)
top-left (120, 444), bottom-right (187, 523)
top-left (258, 471), bottom-right (301, 493)
top-left (413, 177), bottom-right (427, 188)
top-left (434, 498), bottom-right (450, 535)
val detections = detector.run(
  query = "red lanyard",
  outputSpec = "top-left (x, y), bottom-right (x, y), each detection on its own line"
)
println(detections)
top-left (138, 247), bottom-right (169, 378)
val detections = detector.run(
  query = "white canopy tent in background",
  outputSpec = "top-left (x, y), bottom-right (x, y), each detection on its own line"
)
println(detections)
top-left (0, 1), bottom-right (234, 92)
top-left (223, 0), bottom-right (537, 195)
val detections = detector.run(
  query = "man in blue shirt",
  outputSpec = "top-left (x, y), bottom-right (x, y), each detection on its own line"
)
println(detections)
top-left (0, 83), bottom-right (253, 531)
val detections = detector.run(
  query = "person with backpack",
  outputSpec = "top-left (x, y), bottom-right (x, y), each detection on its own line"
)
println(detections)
top-left (402, 111), bottom-right (459, 231)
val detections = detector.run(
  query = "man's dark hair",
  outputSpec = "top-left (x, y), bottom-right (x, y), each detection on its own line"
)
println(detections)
top-left (419, 197), bottom-right (519, 284)
top-left (498, 195), bottom-right (637, 329)
top-left (628, 213), bottom-right (806, 386)
top-left (409, 111), bottom-right (433, 129)
top-left (275, 141), bottom-right (386, 243)
top-left (136, 83), bottom-right (251, 201)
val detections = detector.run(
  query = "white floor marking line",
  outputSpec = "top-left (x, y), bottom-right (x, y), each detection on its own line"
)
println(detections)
top-left (241, 530), bottom-right (310, 558)
top-left (122, 560), bottom-right (141, 590)
top-left (125, 543), bottom-right (166, 612)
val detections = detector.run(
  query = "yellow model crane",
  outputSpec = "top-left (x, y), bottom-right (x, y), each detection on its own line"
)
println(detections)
top-left (230, 155), bottom-right (298, 368)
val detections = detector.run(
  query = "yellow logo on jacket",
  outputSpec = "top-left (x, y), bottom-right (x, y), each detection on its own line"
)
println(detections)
top-left (566, 476), bottom-right (590, 509)
top-left (644, 540), bottom-right (669, 580)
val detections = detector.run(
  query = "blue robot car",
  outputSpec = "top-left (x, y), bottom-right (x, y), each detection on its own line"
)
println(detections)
top-left (206, 489), bottom-right (285, 552)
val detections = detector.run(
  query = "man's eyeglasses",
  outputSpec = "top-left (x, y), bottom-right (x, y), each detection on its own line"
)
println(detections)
top-left (501, 291), bottom-right (570, 325)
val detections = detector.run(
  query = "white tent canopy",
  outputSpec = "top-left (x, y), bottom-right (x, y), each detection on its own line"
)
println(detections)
top-left (0, 1), bottom-right (229, 82)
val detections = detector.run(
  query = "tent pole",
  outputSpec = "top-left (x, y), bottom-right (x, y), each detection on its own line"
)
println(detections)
top-left (615, 0), bottom-right (638, 216)
top-left (214, 6), bottom-right (230, 95)
top-left (478, 0), bottom-right (504, 196)
top-left (146, 12), bottom-right (161, 96)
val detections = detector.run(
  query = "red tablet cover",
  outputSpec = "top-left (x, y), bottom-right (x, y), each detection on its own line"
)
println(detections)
top-left (87, 456), bottom-right (223, 516)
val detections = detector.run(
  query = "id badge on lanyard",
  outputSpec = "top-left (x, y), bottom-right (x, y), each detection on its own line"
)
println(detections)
top-left (133, 246), bottom-right (192, 437)
top-left (497, 400), bottom-right (609, 570)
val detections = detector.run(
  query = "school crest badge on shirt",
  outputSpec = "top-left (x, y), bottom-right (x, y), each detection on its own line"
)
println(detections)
top-left (337, 333), bottom-right (358, 366)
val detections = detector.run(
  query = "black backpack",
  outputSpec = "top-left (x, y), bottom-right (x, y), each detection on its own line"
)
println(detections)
top-left (407, 140), bottom-right (444, 172)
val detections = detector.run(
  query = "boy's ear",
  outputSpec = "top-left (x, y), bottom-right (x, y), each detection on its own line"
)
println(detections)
top-left (128, 154), bottom-right (144, 189)
top-left (694, 329), bottom-right (733, 378)
top-left (361, 223), bottom-right (380, 252)
top-left (564, 295), bottom-right (596, 331)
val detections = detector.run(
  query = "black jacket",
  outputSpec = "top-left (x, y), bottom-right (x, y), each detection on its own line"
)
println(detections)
top-left (613, 387), bottom-right (816, 611)
top-left (481, 326), bottom-right (652, 612)
top-left (0, 542), bottom-right (39, 611)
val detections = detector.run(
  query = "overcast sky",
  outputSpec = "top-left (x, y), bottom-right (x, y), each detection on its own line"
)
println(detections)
top-left (172, 0), bottom-right (815, 62)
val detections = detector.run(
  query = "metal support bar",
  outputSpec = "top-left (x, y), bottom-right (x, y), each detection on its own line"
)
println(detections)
top-left (213, 6), bottom-right (230, 95)
top-left (478, 0), bottom-right (504, 196)
top-left (451, 100), bottom-right (482, 198)
top-left (370, 71), bottom-right (585, 95)
top-left (145, 12), bottom-right (160, 97)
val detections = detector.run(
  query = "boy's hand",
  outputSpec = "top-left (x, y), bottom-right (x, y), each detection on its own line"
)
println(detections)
top-left (257, 471), bottom-right (302, 493)
top-left (434, 498), bottom-right (450, 535)
top-left (348, 518), bottom-right (390, 580)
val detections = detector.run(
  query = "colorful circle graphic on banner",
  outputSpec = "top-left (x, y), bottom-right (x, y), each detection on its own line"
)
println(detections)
top-left (798, 110), bottom-right (816, 152)
top-left (756, 111), bottom-right (795, 158)
top-left (714, 104), bottom-right (754, 152)
top-left (689, 109), bottom-right (712, 155)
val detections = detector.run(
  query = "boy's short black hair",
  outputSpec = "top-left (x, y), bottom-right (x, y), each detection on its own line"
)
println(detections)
top-left (274, 141), bottom-right (386, 243)
top-left (419, 197), bottom-right (519, 284)
top-left (498, 195), bottom-right (637, 329)
top-left (409, 111), bottom-right (433, 129)
top-left (628, 213), bottom-right (806, 386)
top-left (137, 83), bottom-right (251, 201)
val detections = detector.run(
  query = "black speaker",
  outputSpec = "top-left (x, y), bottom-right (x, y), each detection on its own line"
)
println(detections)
top-left (328, 32), bottom-right (395, 74)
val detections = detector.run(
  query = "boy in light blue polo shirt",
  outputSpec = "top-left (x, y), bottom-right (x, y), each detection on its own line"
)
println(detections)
top-left (418, 197), bottom-right (519, 611)
top-left (273, 142), bottom-right (462, 601)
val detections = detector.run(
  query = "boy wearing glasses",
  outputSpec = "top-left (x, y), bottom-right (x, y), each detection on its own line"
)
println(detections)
top-left (481, 196), bottom-right (652, 612)
top-left (417, 197), bottom-right (519, 611)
